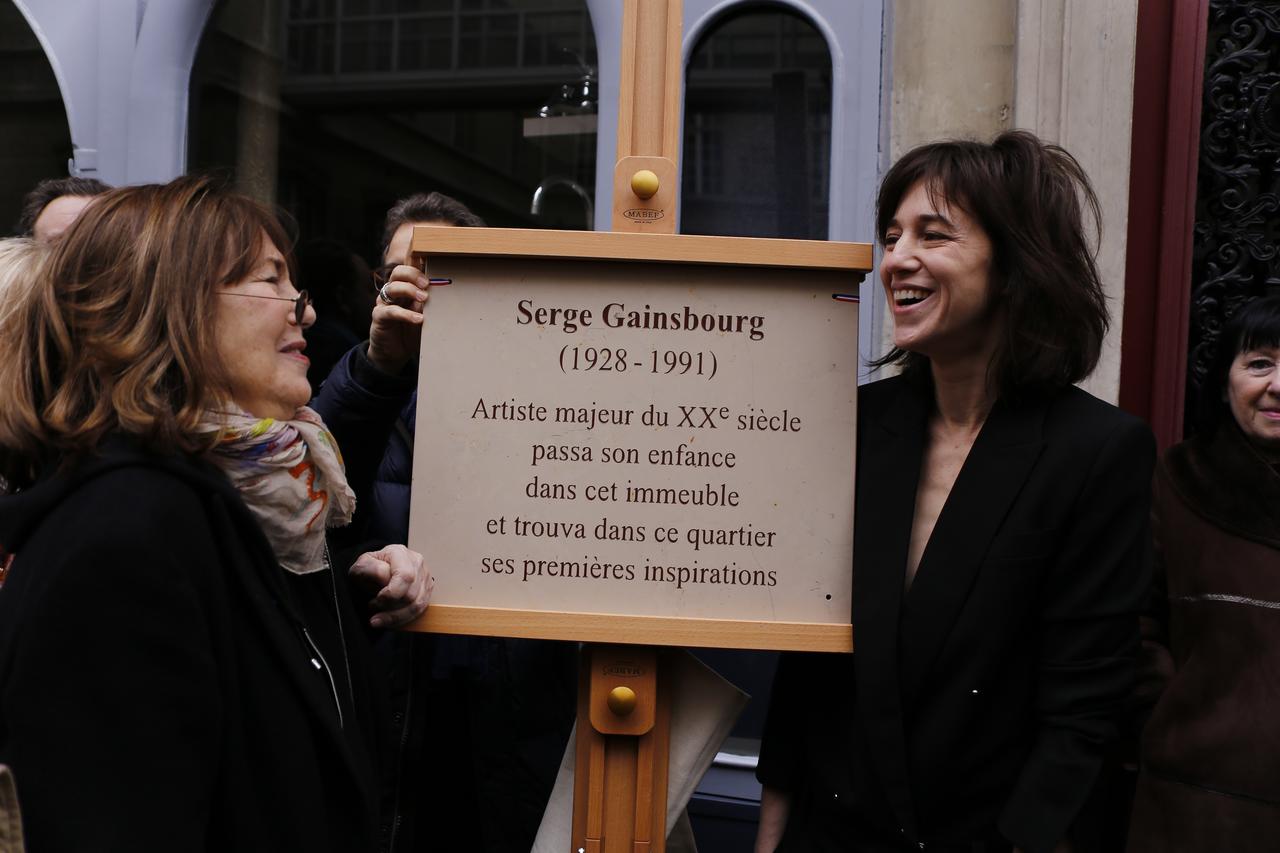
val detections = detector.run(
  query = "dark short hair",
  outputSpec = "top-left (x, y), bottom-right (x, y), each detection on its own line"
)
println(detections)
top-left (873, 130), bottom-right (1108, 398)
top-left (381, 191), bottom-right (484, 249)
top-left (1197, 292), bottom-right (1280, 434)
top-left (17, 176), bottom-right (112, 235)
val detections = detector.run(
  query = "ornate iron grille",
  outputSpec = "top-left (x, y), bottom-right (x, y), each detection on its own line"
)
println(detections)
top-left (1188, 0), bottom-right (1280, 432)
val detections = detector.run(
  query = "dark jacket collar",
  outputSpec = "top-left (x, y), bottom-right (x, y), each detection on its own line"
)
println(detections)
top-left (1164, 422), bottom-right (1280, 549)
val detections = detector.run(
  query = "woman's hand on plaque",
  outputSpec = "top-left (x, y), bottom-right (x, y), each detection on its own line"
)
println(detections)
top-left (349, 544), bottom-right (434, 629)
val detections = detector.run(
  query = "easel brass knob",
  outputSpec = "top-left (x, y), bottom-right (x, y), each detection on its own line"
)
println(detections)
top-left (607, 685), bottom-right (638, 716)
top-left (630, 169), bottom-right (660, 200)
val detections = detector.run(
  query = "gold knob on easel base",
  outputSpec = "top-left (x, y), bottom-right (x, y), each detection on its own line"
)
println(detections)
top-left (630, 170), bottom-right (660, 200)
top-left (607, 685), bottom-right (638, 716)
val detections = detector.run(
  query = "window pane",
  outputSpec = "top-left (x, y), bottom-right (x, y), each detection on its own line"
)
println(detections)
top-left (287, 22), bottom-right (336, 74)
top-left (458, 13), bottom-right (518, 68)
top-left (399, 0), bottom-right (453, 10)
top-left (289, 0), bottom-right (335, 20)
top-left (344, 0), bottom-right (398, 17)
top-left (339, 20), bottom-right (394, 73)
top-left (682, 9), bottom-right (831, 240)
top-left (397, 17), bottom-right (452, 71)
top-left (522, 11), bottom-right (594, 67)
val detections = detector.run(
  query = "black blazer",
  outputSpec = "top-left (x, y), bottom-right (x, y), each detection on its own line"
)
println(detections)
top-left (759, 375), bottom-right (1154, 853)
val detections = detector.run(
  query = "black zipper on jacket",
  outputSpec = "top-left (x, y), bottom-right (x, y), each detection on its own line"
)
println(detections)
top-left (324, 543), bottom-right (356, 715)
top-left (300, 625), bottom-right (345, 729)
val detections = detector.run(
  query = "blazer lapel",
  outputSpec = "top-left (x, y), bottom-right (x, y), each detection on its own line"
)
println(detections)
top-left (852, 378), bottom-right (928, 838)
top-left (898, 396), bottom-right (1046, 704)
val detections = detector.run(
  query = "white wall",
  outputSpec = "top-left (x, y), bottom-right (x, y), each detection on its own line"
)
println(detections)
top-left (1014, 0), bottom-right (1139, 403)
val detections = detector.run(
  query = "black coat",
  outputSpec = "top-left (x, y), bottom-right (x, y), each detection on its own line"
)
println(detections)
top-left (0, 439), bottom-right (384, 852)
top-left (313, 345), bottom-right (578, 853)
top-left (758, 375), bottom-right (1155, 853)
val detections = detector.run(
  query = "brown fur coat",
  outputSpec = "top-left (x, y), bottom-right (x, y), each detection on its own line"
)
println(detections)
top-left (1128, 424), bottom-right (1280, 852)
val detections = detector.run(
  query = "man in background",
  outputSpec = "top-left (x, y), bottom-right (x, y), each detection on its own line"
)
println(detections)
top-left (313, 192), bottom-right (578, 853)
top-left (17, 176), bottom-right (110, 241)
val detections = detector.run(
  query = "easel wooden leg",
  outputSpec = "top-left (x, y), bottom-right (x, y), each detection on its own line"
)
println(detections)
top-left (577, 3), bottom-right (682, 849)
top-left (571, 644), bottom-right (671, 853)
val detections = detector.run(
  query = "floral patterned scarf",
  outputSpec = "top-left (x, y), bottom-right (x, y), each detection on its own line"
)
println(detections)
top-left (200, 407), bottom-right (356, 574)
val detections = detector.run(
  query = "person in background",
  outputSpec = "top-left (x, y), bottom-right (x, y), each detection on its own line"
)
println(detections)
top-left (0, 176), bottom-right (432, 851)
top-left (297, 237), bottom-right (375, 395)
top-left (16, 176), bottom-right (110, 241)
top-left (1126, 293), bottom-right (1280, 853)
top-left (313, 192), bottom-right (578, 853)
top-left (755, 132), bottom-right (1154, 853)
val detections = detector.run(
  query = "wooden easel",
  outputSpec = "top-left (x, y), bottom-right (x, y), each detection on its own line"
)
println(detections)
top-left (402, 1), bottom-right (863, 845)
top-left (570, 3), bottom-right (683, 851)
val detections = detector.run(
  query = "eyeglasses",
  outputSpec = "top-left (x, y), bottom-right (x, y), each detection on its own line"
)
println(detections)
top-left (219, 290), bottom-right (311, 325)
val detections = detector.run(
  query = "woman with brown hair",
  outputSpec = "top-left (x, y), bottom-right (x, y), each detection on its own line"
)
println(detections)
top-left (0, 175), bottom-right (431, 852)
top-left (755, 132), bottom-right (1155, 853)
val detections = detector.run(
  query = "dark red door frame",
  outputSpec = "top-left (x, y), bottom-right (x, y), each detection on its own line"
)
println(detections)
top-left (1118, 0), bottom-right (1211, 450)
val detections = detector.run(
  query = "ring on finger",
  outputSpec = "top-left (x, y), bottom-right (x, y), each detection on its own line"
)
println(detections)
top-left (378, 283), bottom-right (394, 304)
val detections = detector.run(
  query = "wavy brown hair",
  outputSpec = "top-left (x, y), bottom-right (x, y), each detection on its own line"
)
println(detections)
top-left (0, 175), bottom-right (292, 489)
top-left (873, 130), bottom-right (1108, 397)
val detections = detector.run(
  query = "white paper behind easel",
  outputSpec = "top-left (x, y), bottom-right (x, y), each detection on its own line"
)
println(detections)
top-left (530, 651), bottom-right (748, 853)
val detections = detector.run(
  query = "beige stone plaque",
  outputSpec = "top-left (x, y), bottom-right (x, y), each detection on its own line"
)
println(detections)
top-left (404, 228), bottom-right (867, 652)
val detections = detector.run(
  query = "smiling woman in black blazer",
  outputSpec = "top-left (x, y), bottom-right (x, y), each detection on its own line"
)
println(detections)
top-left (755, 132), bottom-right (1154, 853)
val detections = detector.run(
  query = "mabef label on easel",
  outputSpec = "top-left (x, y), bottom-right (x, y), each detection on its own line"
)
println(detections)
top-left (405, 228), bottom-right (866, 652)
top-left (622, 208), bottom-right (665, 222)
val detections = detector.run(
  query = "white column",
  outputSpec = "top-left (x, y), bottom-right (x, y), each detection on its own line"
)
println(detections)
top-left (15, 0), bottom-right (214, 185)
top-left (126, 0), bottom-right (216, 184)
top-left (1014, 0), bottom-right (1139, 403)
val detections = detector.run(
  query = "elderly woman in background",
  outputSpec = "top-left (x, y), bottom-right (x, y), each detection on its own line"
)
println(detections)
top-left (1127, 294), bottom-right (1280, 852)
top-left (755, 132), bottom-right (1154, 853)
top-left (0, 176), bottom-right (431, 851)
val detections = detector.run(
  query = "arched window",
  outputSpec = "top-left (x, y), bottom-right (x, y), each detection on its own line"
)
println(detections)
top-left (681, 5), bottom-right (832, 240)
top-left (189, 0), bottom-right (600, 386)
top-left (0, 0), bottom-right (75, 232)
top-left (188, 0), bottom-right (600, 254)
